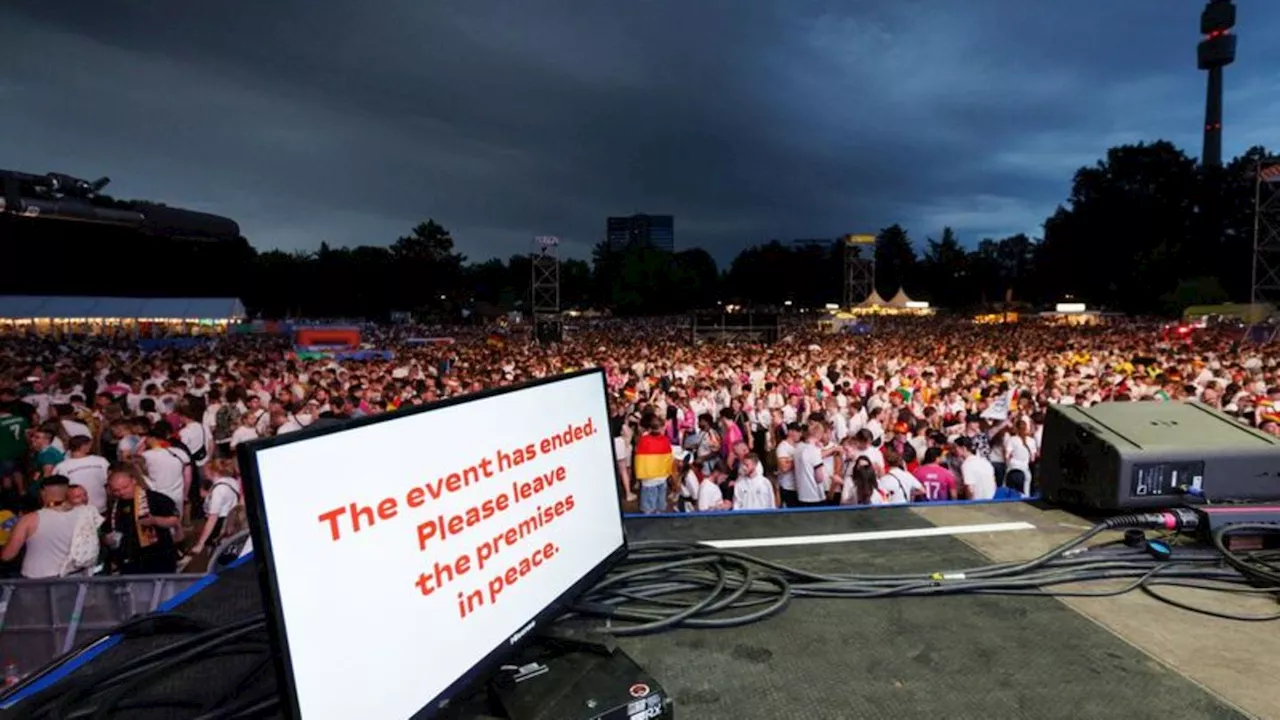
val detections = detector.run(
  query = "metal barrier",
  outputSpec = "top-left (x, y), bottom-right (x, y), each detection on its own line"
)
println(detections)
top-left (0, 575), bottom-right (207, 675)
top-left (0, 530), bottom-right (255, 679)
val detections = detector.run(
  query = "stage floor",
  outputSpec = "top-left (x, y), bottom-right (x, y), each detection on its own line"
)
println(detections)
top-left (18, 503), bottom-right (1278, 719)
top-left (621, 504), bottom-right (1277, 720)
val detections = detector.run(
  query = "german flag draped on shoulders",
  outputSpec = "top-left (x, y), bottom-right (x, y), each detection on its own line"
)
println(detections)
top-left (634, 432), bottom-right (675, 481)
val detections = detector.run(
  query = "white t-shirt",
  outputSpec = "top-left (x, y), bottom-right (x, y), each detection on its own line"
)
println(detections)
top-left (820, 443), bottom-right (838, 492)
top-left (205, 477), bottom-right (241, 519)
top-left (61, 419), bottom-right (93, 440)
top-left (696, 478), bottom-right (725, 511)
top-left (961, 455), bottom-right (998, 500)
top-left (1004, 435), bottom-right (1037, 473)
top-left (229, 426), bottom-right (259, 450)
top-left (775, 440), bottom-right (796, 490)
top-left (845, 484), bottom-right (889, 506)
top-left (792, 442), bottom-right (826, 503)
top-left (54, 455), bottom-right (111, 512)
top-left (178, 421), bottom-right (210, 467)
top-left (864, 418), bottom-right (884, 444)
top-left (680, 470), bottom-right (700, 505)
top-left (734, 472), bottom-right (776, 510)
top-left (856, 446), bottom-right (885, 474)
top-left (878, 467), bottom-right (923, 505)
top-left (277, 414), bottom-right (316, 436)
top-left (613, 436), bottom-right (631, 462)
top-left (141, 447), bottom-right (188, 511)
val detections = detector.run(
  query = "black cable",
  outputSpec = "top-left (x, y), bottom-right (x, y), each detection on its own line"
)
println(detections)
top-left (1138, 581), bottom-right (1280, 621)
top-left (0, 612), bottom-right (217, 707)
top-left (11, 615), bottom-right (268, 720)
top-left (15, 514), bottom-right (1278, 718)
top-left (194, 654), bottom-right (273, 716)
top-left (578, 514), bottom-right (1275, 633)
top-left (1211, 523), bottom-right (1280, 585)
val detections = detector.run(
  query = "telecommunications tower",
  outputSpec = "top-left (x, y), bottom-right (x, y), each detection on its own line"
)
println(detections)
top-left (1197, 0), bottom-right (1237, 168)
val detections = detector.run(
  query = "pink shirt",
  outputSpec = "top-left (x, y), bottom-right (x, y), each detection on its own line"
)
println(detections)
top-left (912, 464), bottom-right (958, 502)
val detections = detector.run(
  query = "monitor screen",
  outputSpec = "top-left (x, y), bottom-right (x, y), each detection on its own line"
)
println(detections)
top-left (239, 369), bottom-right (627, 720)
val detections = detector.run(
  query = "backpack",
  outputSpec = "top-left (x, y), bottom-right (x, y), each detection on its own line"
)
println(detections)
top-left (214, 405), bottom-right (238, 443)
top-left (62, 507), bottom-right (103, 576)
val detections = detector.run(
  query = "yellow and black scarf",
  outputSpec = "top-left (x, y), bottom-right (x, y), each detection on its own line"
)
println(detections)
top-left (133, 487), bottom-right (157, 548)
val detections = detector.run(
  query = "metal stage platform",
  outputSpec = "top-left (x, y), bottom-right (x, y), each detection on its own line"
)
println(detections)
top-left (6, 503), bottom-right (1277, 719)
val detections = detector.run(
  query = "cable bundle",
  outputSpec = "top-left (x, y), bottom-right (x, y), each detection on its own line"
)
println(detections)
top-left (8, 613), bottom-right (278, 720)
top-left (7, 515), bottom-right (1278, 718)
top-left (572, 517), bottom-right (1280, 634)
top-left (1211, 523), bottom-right (1280, 587)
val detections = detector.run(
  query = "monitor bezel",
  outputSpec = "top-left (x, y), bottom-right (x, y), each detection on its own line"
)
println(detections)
top-left (237, 367), bottom-right (629, 720)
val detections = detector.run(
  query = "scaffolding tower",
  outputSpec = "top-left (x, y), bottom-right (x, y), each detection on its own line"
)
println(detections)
top-left (843, 234), bottom-right (876, 308)
top-left (530, 236), bottom-right (562, 344)
top-left (1249, 157), bottom-right (1280, 342)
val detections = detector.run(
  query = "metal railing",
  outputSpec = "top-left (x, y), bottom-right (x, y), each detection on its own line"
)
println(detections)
top-left (0, 575), bottom-right (206, 674)
top-left (0, 531), bottom-right (253, 676)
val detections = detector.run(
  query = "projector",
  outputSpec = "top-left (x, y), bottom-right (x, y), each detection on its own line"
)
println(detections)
top-left (1038, 401), bottom-right (1280, 510)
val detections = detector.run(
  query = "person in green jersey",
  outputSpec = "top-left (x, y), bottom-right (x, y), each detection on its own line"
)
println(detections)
top-left (0, 403), bottom-right (30, 507)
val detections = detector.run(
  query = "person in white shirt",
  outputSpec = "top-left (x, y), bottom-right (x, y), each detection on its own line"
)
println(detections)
top-left (1002, 418), bottom-right (1039, 495)
top-left (0, 477), bottom-right (81, 578)
top-left (229, 412), bottom-right (260, 450)
top-left (791, 422), bottom-right (828, 507)
top-left (733, 454), bottom-right (777, 510)
top-left (850, 429), bottom-right (885, 475)
top-left (176, 404), bottom-right (211, 515)
top-left (276, 400), bottom-right (319, 435)
top-left (954, 436), bottom-right (997, 500)
top-left (139, 425), bottom-right (192, 517)
top-left (774, 423), bottom-right (802, 507)
top-left (57, 405), bottom-right (92, 441)
top-left (842, 459), bottom-right (888, 506)
top-left (53, 436), bottom-right (110, 513)
top-left (677, 454), bottom-right (700, 513)
top-left (876, 448), bottom-right (925, 504)
top-left (188, 459), bottom-right (243, 557)
top-left (863, 406), bottom-right (886, 446)
top-left (613, 423), bottom-right (636, 503)
top-left (696, 467), bottom-right (729, 512)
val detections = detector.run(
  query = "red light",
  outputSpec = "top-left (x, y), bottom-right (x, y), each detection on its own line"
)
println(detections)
top-left (1177, 326), bottom-right (1191, 335)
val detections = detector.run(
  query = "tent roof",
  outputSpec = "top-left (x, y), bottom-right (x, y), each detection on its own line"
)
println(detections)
top-left (887, 288), bottom-right (915, 307)
top-left (0, 296), bottom-right (246, 320)
top-left (857, 291), bottom-right (888, 307)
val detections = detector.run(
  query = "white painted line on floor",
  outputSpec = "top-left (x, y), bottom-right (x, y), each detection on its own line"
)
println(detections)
top-left (701, 521), bottom-right (1038, 550)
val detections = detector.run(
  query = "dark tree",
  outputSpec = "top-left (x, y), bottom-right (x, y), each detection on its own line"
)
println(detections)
top-left (874, 224), bottom-right (918, 299)
top-left (916, 227), bottom-right (970, 307)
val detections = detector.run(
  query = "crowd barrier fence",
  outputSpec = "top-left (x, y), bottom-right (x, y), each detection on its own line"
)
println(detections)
top-left (0, 574), bottom-right (205, 675)
top-left (0, 530), bottom-right (252, 679)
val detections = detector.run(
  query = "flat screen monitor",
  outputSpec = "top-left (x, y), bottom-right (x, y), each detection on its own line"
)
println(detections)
top-left (238, 369), bottom-right (628, 720)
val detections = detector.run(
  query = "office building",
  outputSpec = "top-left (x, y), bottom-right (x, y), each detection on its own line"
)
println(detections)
top-left (606, 214), bottom-right (674, 253)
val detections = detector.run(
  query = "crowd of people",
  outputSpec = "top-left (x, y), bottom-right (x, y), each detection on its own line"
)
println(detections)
top-left (0, 317), bottom-right (1276, 578)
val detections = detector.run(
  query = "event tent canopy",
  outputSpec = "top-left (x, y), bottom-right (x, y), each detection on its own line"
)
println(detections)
top-left (0, 296), bottom-right (246, 321)
top-left (887, 289), bottom-right (917, 307)
top-left (856, 291), bottom-right (889, 307)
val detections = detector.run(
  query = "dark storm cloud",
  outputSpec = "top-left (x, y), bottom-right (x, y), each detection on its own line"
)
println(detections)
top-left (2, 1), bottom-right (1277, 264)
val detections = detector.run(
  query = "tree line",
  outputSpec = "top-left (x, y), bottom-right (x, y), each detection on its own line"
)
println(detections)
top-left (1, 140), bottom-right (1269, 318)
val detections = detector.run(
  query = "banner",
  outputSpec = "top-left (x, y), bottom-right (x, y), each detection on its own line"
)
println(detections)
top-left (981, 390), bottom-right (1014, 421)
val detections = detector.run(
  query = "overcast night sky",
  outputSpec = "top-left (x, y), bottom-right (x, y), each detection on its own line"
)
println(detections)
top-left (1, 1), bottom-right (1277, 264)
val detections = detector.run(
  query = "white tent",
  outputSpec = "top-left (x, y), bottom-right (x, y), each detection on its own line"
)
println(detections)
top-left (857, 291), bottom-right (889, 308)
top-left (0, 296), bottom-right (246, 321)
top-left (887, 289), bottom-right (915, 308)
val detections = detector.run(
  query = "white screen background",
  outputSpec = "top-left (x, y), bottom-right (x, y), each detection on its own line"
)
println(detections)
top-left (251, 372), bottom-right (625, 720)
